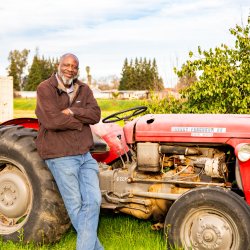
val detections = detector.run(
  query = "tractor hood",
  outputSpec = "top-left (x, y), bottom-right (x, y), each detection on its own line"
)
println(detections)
top-left (130, 114), bottom-right (250, 143)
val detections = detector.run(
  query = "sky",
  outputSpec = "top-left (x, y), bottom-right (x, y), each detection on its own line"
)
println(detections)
top-left (0, 0), bottom-right (249, 87)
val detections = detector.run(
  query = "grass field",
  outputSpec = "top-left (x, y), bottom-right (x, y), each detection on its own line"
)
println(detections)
top-left (0, 214), bottom-right (167, 250)
top-left (13, 98), bottom-right (145, 119)
top-left (4, 98), bottom-right (171, 250)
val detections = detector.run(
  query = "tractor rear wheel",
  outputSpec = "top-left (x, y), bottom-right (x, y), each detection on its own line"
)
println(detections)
top-left (164, 186), bottom-right (250, 250)
top-left (0, 125), bottom-right (70, 243)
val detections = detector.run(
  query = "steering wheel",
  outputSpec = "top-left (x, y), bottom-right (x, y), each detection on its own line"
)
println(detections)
top-left (102, 106), bottom-right (148, 123)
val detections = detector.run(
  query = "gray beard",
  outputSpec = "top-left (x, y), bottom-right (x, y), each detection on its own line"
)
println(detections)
top-left (58, 70), bottom-right (74, 87)
top-left (61, 75), bottom-right (73, 87)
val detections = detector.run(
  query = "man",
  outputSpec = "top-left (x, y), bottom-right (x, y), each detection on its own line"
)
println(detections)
top-left (35, 53), bottom-right (103, 250)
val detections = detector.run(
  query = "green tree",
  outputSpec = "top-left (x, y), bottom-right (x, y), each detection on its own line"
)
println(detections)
top-left (119, 57), bottom-right (164, 90)
top-left (143, 17), bottom-right (249, 115)
top-left (143, 92), bottom-right (183, 114)
top-left (151, 58), bottom-right (164, 91)
top-left (8, 58), bottom-right (18, 89)
top-left (175, 17), bottom-right (250, 114)
top-left (25, 55), bottom-right (58, 91)
top-left (119, 58), bottom-right (129, 90)
top-left (7, 49), bottom-right (30, 90)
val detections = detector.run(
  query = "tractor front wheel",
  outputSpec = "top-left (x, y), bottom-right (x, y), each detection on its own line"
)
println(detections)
top-left (164, 186), bottom-right (250, 250)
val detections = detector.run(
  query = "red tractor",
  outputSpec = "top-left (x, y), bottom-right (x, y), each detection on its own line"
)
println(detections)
top-left (0, 106), bottom-right (250, 249)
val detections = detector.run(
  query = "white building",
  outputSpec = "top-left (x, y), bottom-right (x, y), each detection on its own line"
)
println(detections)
top-left (0, 76), bottom-right (13, 123)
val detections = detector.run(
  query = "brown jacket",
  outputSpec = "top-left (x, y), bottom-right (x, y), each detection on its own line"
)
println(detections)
top-left (35, 74), bottom-right (101, 159)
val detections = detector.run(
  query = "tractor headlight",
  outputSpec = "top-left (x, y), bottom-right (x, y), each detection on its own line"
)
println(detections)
top-left (236, 144), bottom-right (250, 162)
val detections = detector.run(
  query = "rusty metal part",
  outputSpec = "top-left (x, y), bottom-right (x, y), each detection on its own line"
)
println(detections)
top-left (160, 145), bottom-right (201, 155)
top-left (103, 192), bottom-right (152, 206)
top-left (137, 143), bottom-right (160, 172)
top-left (131, 191), bottom-right (180, 200)
top-left (119, 204), bottom-right (152, 219)
top-left (130, 177), bottom-right (226, 187)
top-left (151, 222), bottom-right (164, 230)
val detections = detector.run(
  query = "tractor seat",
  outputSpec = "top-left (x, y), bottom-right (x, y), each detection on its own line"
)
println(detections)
top-left (90, 132), bottom-right (109, 153)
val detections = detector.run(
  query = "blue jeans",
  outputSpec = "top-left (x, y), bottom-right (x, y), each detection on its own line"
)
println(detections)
top-left (45, 152), bottom-right (103, 250)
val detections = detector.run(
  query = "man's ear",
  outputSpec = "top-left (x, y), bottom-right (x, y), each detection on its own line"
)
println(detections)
top-left (74, 70), bottom-right (80, 80)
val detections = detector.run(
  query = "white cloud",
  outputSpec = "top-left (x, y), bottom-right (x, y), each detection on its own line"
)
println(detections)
top-left (0, 0), bottom-right (249, 87)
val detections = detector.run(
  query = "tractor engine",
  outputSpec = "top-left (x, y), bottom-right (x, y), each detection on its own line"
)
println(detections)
top-left (99, 142), bottom-right (229, 222)
top-left (137, 143), bottom-right (228, 179)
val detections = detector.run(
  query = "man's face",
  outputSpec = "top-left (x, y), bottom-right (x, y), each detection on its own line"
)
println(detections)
top-left (58, 55), bottom-right (79, 86)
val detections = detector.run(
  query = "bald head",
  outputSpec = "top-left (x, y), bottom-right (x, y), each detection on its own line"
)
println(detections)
top-left (59, 53), bottom-right (79, 65)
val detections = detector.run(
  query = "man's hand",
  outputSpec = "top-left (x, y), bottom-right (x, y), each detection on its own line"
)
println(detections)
top-left (62, 108), bottom-right (73, 115)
